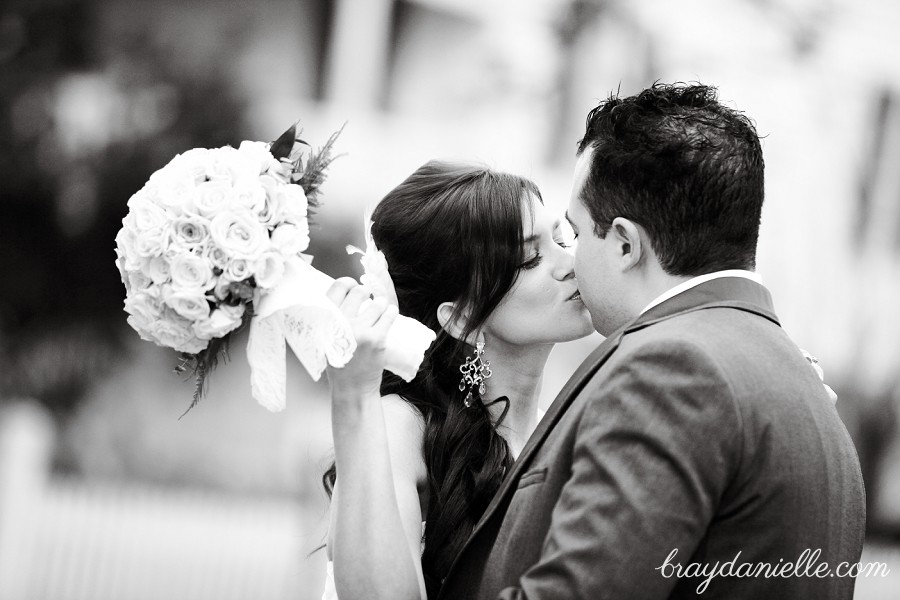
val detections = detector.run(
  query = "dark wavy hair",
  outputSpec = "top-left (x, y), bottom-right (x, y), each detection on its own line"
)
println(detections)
top-left (576, 82), bottom-right (765, 276)
top-left (322, 160), bottom-right (541, 596)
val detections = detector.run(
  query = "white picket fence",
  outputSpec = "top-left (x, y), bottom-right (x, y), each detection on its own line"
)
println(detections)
top-left (0, 402), bottom-right (322, 600)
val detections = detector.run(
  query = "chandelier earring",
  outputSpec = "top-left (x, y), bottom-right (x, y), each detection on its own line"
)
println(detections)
top-left (458, 340), bottom-right (492, 408)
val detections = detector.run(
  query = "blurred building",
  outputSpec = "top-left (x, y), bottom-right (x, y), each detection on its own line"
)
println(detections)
top-left (3, 0), bottom-right (900, 598)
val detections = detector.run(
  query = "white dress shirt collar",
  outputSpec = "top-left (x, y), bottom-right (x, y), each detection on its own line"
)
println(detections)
top-left (640, 270), bottom-right (763, 315)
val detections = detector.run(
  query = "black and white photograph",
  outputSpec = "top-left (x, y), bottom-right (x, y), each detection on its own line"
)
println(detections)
top-left (1, 0), bottom-right (899, 598)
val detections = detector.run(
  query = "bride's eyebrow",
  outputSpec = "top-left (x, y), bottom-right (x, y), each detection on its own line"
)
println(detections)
top-left (525, 219), bottom-right (563, 244)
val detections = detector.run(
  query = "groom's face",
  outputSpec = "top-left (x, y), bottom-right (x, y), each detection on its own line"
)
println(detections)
top-left (566, 147), bottom-right (626, 336)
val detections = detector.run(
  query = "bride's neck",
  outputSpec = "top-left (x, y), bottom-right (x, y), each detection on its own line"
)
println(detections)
top-left (481, 342), bottom-right (553, 458)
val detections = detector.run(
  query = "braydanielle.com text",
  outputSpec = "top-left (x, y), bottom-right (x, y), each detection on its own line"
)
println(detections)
top-left (656, 548), bottom-right (891, 594)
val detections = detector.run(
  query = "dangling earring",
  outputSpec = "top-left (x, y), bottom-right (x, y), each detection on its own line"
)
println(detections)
top-left (458, 340), bottom-right (492, 408)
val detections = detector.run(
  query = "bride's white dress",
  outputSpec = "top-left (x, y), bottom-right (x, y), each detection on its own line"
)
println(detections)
top-left (321, 409), bottom-right (546, 599)
top-left (321, 523), bottom-right (426, 600)
top-left (321, 561), bottom-right (338, 600)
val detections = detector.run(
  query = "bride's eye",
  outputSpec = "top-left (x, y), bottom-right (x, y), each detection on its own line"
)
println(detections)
top-left (520, 252), bottom-right (543, 270)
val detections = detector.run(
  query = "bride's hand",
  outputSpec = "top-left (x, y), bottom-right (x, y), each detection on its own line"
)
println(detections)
top-left (326, 277), bottom-right (399, 400)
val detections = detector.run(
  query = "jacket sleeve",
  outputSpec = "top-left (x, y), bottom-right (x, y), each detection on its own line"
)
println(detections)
top-left (498, 338), bottom-right (743, 600)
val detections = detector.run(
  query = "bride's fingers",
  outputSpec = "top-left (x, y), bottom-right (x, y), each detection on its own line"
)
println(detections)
top-left (370, 303), bottom-right (399, 339)
top-left (325, 277), bottom-right (358, 307)
top-left (356, 296), bottom-right (390, 328)
top-left (341, 285), bottom-right (371, 317)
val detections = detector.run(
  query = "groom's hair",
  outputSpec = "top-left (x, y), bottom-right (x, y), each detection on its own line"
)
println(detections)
top-left (576, 82), bottom-right (764, 276)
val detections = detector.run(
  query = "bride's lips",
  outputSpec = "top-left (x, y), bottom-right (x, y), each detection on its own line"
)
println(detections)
top-left (567, 289), bottom-right (582, 302)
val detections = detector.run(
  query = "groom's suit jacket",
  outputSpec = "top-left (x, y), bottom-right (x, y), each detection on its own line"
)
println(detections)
top-left (437, 278), bottom-right (865, 600)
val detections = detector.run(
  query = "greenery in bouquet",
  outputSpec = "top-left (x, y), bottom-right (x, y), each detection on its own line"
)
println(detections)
top-left (114, 123), bottom-right (342, 412)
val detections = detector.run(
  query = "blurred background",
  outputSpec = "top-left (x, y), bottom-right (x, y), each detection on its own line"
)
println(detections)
top-left (1, 0), bottom-right (900, 598)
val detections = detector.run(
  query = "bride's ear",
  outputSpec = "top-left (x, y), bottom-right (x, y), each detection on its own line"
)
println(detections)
top-left (436, 301), bottom-right (472, 343)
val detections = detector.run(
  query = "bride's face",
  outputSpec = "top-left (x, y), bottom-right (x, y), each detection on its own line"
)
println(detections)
top-left (481, 196), bottom-right (594, 346)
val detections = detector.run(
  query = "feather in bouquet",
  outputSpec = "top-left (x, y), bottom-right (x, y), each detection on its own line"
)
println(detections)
top-left (114, 123), bottom-right (435, 414)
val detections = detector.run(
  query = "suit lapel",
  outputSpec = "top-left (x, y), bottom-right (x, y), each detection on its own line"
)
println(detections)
top-left (441, 277), bottom-right (780, 587)
top-left (470, 328), bottom-right (626, 533)
top-left (438, 329), bottom-right (626, 591)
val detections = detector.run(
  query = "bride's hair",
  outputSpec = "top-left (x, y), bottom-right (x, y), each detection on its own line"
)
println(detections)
top-left (323, 160), bottom-right (541, 595)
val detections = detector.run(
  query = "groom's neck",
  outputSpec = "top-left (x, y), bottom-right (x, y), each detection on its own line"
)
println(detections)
top-left (627, 264), bottom-right (693, 315)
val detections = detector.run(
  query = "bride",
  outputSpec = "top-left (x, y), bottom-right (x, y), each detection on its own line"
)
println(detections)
top-left (321, 161), bottom-right (594, 599)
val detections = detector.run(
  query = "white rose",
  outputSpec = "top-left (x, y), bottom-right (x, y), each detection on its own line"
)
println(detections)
top-left (164, 288), bottom-right (212, 321)
top-left (147, 255), bottom-right (171, 285)
top-left (224, 258), bottom-right (252, 282)
top-left (124, 291), bottom-right (163, 333)
top-left (169, 253), bottom-right (214, 290)
top-left (124, 269), bottom-right (152, 295)
top-left (115, 254), bottom-right (126, 283)
top-left (280, 184), bottom-right (308, 225)
top-left (137, 255), bottom-right (154, 277)
top-left (151, 308), bottom-right (208, 353)
top-left (169, 214), bottom-right (211, 252)
top-left (121, 211), bottom-right (137, 231)
top-left (193, 304), bottom-right (245, 340)
top-left (173, 148), bottom-right (212, 184)
top-left (131, 181), bottom-right (161, 207)
top-left (253, 251), bottom-right (285, 289)
top-left (115, 225), bottom-right (143, 271)
top-left (231, 181), bottom-right (266, 213)
top-left (225, 145), bottom-right (266, 184)
top-left (257, 174), bottom-right (289, 227)
top-left (192, 180), bottom-right (233, 217)
top-left (126, 195), bottom-right (169, 231)
top-left (153, 165), bottom-right (197, 215)
top-left (209, 209), bottom-right (269, 260)
top-left (205, 146), bottom-right (244, 182)
top-left (237, 141), bottom-right (279, 177)
top-left (204, 244), bottom-right (230, 272)
top-left (270, 223), bottom-right (308, 257)
top-left (134, 227), bottom-right (168, 258)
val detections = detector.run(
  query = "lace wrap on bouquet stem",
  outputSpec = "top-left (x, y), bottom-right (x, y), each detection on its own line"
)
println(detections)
top-left (247, 255), bottom-right (436, 412)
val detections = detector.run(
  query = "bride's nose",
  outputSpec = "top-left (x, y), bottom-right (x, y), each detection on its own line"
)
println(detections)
top-left (553, 248), bottom-right (576, 281)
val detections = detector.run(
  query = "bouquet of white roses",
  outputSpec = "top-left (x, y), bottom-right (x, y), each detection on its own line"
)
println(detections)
top-left (115, 124), bottom-right (435, 413)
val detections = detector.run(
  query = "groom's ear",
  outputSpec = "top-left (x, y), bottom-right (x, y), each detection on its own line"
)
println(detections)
top-left (610, 217), bottom-right (645, 271)
top-left (436, 301), bottom-right (472, 343)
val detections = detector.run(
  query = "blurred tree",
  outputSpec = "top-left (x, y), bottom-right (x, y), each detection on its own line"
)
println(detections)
top-left (0, 0), bottom-right (248, 422)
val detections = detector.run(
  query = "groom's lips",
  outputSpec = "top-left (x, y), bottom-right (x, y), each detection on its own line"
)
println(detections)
top-left (567, 290), bottom-right (582, 301)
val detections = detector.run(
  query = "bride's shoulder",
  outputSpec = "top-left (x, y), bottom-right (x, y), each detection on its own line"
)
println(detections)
top-left (380, 394), bottom-right (427, 481)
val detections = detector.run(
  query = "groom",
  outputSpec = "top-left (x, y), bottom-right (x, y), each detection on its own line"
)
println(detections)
top-left (438, 83), bottom-right (866, 599)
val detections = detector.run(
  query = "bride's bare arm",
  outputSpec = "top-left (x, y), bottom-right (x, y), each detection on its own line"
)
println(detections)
top-left (329, 396), bottom-right (427, 599)
top-left (325, 278), bottom-right (428, 600)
